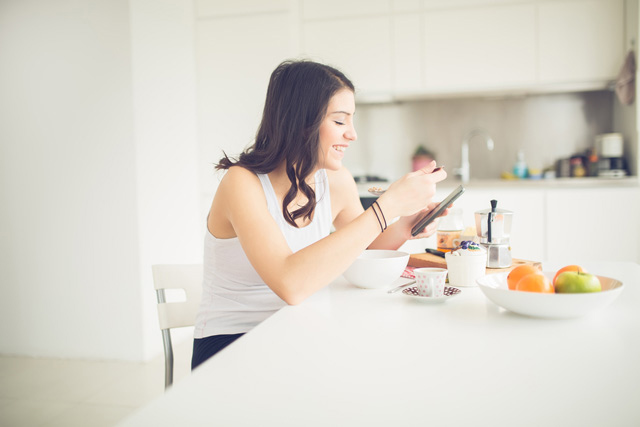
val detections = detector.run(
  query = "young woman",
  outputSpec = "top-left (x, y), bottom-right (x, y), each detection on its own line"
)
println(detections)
top-left (192, 60), bottom-right (447, 368)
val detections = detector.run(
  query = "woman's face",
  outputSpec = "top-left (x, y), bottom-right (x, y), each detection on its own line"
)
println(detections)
top-left (317, 88), bottom-right (357, 171)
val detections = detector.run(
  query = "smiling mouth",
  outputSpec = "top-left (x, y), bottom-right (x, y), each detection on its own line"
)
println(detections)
top-left (332, 145), bottom-right (347, 152)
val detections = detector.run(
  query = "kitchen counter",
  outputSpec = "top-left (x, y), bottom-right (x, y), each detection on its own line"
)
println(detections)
top-left (358, 176), bottom-right (639, 197)
top-left (120, 261), bottom-right (640, 426)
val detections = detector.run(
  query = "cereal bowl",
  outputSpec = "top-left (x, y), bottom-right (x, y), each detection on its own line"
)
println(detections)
top-left (343, 250), bottom-right (410, 289)
top-left (476, 271), bottom-right (624, 319)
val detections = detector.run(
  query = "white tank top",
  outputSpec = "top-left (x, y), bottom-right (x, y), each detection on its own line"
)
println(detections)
top-left (194, 169), bottom-right (332, 337)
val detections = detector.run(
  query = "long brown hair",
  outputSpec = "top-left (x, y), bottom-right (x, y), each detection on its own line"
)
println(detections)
top-left (217, 60), bottom-right (354, 227)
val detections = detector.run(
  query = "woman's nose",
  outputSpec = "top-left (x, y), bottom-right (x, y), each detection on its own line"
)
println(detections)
top-left (345, 126), bottom-right (357, 141)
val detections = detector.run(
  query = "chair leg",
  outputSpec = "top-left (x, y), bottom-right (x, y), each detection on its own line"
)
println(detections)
top-left (161, 329), bottom-right (173, 389)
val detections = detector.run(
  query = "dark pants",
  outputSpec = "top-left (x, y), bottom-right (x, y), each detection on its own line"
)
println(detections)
top-left (191, 333), bottom-right (244, 370)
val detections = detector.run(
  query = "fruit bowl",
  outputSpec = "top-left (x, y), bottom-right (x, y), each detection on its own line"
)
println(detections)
top-left (343, 250), bottom-right (409, 289)
top-left (476, 271), bottom-right (624, 319)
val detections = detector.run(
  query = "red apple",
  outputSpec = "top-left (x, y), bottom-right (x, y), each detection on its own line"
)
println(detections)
top-left (554, 271), bottom-right (601, 293)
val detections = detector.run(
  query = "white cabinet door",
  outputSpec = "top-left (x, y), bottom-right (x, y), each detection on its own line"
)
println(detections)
top-left (538, 0), bottom-right (624, 84)
top-left (195, 0), bottom-right (290, 17)
top-left (392, 14), bottom-right (423, 93)
top-left (302, 17), bottom-right (392, 96)
top-left (423, 3), bottom-right (536, 91)
top-left (545, 188), bottom-right (640, 264)
top-left (302, 0), bottom-right (390, 20)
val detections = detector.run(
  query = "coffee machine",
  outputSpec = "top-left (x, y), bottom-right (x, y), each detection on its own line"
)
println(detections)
top-left (475, 200), bottom-right (513, 268)
top-left (596, 133), bottom-right (626, 178)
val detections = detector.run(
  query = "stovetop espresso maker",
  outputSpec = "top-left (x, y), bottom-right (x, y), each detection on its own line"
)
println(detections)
top-left (475, 200), bottom-right (513, 268)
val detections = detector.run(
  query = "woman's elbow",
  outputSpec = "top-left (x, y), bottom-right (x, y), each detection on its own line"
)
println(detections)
top-left (279, 288), bottom-right (307, 306)
top-left (269, 279), bottom-right (308, 306)
top-left (283, 295), bottom-right (305, 306)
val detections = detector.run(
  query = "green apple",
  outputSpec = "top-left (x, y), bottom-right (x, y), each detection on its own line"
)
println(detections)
top-left (554, 271), bottom-right (601, 293)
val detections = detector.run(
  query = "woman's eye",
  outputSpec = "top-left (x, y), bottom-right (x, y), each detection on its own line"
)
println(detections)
top-left (334, 121), bottom-right (345, 125)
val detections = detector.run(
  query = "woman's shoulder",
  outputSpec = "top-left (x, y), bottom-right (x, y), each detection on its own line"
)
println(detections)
top-left (222, 165), bottom-right (259, 181)
top-left (219, 166), bottom-right (262, 194)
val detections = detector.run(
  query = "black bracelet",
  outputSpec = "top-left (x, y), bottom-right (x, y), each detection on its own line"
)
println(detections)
top-left (372, 201), bottom-right (387, 231)
top-left (371, 204), bottom-right (384, 233)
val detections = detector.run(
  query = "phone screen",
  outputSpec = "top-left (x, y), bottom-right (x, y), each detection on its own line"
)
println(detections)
top-left (410, 185), bottom-right (465, 237)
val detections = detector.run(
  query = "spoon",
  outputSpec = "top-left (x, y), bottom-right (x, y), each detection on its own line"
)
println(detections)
top-left (387, 280), bottom-right (416, 294)
top-left (368, 187), bottom-right (386, 196)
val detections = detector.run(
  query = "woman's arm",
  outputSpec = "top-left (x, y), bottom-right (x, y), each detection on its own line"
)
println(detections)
top-left (216, 167), bottom-right (381, 305)
top-left (215, 164), bottom-right (445, 305)
top-left (366, 203), bottom-right (443, 250)
top-left (331, 161), bottom-right (447, 250)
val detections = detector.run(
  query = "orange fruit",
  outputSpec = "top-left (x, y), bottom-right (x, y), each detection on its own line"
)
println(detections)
top-left (515, 274), bottom-right (554, 293)
top-left (507, 264), bottom-right (541, 290)
top-left (553, 265), bottom-right (586, 284)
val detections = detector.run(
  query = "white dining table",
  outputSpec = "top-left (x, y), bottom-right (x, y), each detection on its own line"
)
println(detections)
top-left (120, 261), bottom-right (640, 427)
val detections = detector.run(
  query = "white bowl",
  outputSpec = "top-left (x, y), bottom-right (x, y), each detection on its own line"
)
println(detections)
top-left (343, 250), bottom-right (410, 289)
top-left (476, 271), bottom-right (624, 319)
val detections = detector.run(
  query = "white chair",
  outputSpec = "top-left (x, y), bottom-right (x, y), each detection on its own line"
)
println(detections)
top-left (152, 264), bottom-right (203, 389)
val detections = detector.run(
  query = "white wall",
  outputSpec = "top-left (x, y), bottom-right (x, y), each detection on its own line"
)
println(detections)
top-left (0, 0), bottom-right (200, 361)
top-left (194, 2), bottom-right (297, 209)
top-left (130, 0), bottom-right (201, 359)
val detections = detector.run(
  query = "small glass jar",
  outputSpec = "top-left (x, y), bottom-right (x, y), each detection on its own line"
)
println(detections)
top-left (437, 208), bottom-right (464, 252)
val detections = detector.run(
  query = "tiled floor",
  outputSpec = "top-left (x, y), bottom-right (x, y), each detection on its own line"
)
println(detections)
top-left (0, 337), bottom-right (193, 426)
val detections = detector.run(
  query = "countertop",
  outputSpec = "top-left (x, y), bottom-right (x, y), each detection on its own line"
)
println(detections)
top-left (358, 176), bottom-right (639, 197)
top-left (121, 261), bottom-right (640, 427)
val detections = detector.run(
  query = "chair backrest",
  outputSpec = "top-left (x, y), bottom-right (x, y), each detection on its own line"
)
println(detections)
top-left (152, 264), bottom-right (203, 330)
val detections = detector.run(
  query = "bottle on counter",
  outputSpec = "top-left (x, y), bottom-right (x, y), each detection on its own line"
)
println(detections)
top-left (556, 158), bottom-right (571, 178)
top-left (513, 150), bottom-right (528, 179)
top-left (587, 148), bottom-right (599, 177)
top-left (437, 208), bottom-right (464, 253)
top-left (570, 155), bottom-right (586, 178)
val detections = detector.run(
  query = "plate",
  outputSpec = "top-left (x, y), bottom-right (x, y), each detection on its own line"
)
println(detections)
top-left (476, 271), bottom-right (624, 319)
top-left (402, 286), bottom-right (461, 303)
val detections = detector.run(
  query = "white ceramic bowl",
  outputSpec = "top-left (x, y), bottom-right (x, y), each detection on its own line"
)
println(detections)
top-left (476, 271), bottom-right (624, 319)
top-left (343, 250), bottom-right (410, 289)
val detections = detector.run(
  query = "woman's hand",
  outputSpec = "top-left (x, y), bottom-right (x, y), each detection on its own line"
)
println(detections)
top-left (376, 161), bottom-right (447, 220)
top-left (396, 202), bottom-right (451, 240)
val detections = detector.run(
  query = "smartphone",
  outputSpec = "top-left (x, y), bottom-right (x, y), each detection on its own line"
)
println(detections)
top-left (410, 185), bottom-right (465, 237)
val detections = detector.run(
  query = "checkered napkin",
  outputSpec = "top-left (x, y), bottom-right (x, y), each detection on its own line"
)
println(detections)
top-left (402, 266), bottom-right (416, 279)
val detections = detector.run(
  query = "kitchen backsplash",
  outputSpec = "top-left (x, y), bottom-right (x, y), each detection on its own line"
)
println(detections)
top-left (345, 90), bottom-right (615, 182)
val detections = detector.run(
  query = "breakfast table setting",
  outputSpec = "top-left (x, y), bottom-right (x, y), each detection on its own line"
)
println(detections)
top-left (120, 254), bottom-right (640, 426)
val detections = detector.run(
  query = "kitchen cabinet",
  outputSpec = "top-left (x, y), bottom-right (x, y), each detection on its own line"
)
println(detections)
top-left (205, 0), bottom-right (628, 102)
top-left (545, 187), bottom-right (640, 263)
top-left (195, 0), bottom-right (290, 17)
top-left (423, 4), bottom-right (536, 92)
top-left (538, 0), bottom-right (624, 84)
top-left (301, 0), bottom-right (390, 20)
top-left (392, 14), bottom-right (423, 93)
top-left (302, 17), bottom-right (393, 96)
top-left (300, 0), bottom-right (626, 99)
